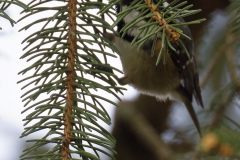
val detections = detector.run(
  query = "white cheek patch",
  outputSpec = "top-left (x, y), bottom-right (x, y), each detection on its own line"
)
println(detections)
top-left (122, 6), bottom-right (144, 25)
top-left (163, 2), bottom-right (169, 7)
top-left (121, 5), bottom-right (160, 39)
top-left (122, 6), bottom-right (146, 37)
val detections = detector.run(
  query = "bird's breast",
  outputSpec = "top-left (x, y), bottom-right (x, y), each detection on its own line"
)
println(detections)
top-left (115, 37), bottom-right (181, 96)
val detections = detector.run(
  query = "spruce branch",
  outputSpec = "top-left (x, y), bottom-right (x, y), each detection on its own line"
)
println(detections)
top-left (201, 0), bottom-right (240, 89)
top-left (205, 0), bottom-right (240, 131)
top-left (103, 0), bottom-right (205, 65)
top-left (117, 105), bottom-right (174, 160)
top-left (0, 0), bottom-right (29, 28)
top-left (18, 0), bottom-right (123, 159)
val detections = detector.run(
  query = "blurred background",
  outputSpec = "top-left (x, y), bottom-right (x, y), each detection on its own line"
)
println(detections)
top-left (1, 0), bottom-right (240, 159)
top-left (111, 0), bottom-right (240, 159)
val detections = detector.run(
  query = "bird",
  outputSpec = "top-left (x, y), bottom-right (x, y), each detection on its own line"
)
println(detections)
top-left (106, 0), bottom-right (204, 136)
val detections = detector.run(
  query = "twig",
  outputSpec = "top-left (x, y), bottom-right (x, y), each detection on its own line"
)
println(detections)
top-left (118, 106), bottom-right (174, 160)
top-left (209, 34), bottom-right (240, 129)
top-left (191, 151), bottom-right (200, 160)
top-left (225, 34), bottom-right (240, 89)
top-left (144, 0), bottom-right (180, 41)
top-left (209, 94), bottom-right (234, 130)
top-left (200, 44), bottom-right (226, 88)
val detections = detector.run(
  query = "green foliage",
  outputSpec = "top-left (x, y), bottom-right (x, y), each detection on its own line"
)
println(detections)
top-left (18, 0), bottom-right (124, 159)
top-left (9, 0), bottom-right (236, 159)
top-left (0, 0), bottom-right (29, 29)
top-left (228, 0), bottom-right (240, 46)
top-left (194, 0), bottom-right (240, 159)
top-left (212, 126), bottom-right (240, 152)
top-left (101, 0), bottom-right (205, 65)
